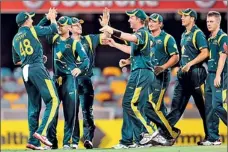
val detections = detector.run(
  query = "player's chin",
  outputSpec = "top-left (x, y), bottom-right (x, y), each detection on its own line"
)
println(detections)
top-left (130, 24), bottom-right (134, 29)
top-left (207, 27), bottom-right (212, 31)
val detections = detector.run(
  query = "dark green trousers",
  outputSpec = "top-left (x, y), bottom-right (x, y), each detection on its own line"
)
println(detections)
top-left (23, 63), bottom-right (60, 147)
top-left (73, 76), bottom-right (95, 142)
top-left (163, 67), bottom-right (208, 138)
top-left (47, 75), bottom-right (80, 147)
top-left (152, 71), bottom-right (170, 116)
top-left (144, 70), bottom-right (182, 139)
top-left (120, 69), bottom-right (154, 145)
top-left (205, 72), bottom-right (227, 141)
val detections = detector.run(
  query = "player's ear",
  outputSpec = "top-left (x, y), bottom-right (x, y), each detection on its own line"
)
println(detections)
top-left (190, 17), bottom-right (195, 22)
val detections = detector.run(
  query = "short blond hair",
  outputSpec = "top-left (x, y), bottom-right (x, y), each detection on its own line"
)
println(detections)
top-left (207, 11), bottom-right (221, 23)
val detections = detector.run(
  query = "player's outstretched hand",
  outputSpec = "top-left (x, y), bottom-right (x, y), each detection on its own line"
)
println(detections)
top-left (46, 8), bottom-right (57, 20)
top-left (104, 38), bottom-right (116, 47)
top-left (99, 7), bottom-right (110, 27)
top-left (99, 25), bottom-right (113, 34)
top-left (71, 68), bottom-right (81, 77)
top-left (119, 59), bottom-right (130, 68)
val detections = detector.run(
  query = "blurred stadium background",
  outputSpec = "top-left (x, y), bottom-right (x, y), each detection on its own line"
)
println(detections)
top-left (1, 0), bottom-right (227, 150)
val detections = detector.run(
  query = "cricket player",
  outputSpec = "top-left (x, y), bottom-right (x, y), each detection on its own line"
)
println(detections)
top-left (69, 8), bottom-right (110, 149)
top-left (136, 13), bottom-right (180, 146)
top-left (148, 13), bottom-right (179, 116)
top-left (158, 8), bottom-right (209, 144)
top-left (198, 11), bottom-right (227, 146)
top-left (100, 9), bottom-right (154, 148)
top-left (12, 10), bottom-right (60, 150)
top-left (39, 15), bottom-right (90, 149)
top-left (101, 9), bottom-right (181, 148)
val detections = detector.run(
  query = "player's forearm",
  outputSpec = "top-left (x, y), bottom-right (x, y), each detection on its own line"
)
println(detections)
top-left (114, 43), bottom-right (131, 54)
top-left (188, 48), bottom-right (209, 66)
top-left (37, 16), bottom-right (48, 26)
top-left (111, 27), bottom-right (137, 43)
top-left (162, 54), bottom-right (179, 70)
top-left (119, 32), bottom-right (138, 43)
top-left (216, 53), bottom-right (227, 77)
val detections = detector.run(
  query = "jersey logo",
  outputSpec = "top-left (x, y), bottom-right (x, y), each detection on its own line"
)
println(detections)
top-left (213, 40), bottom-right (218, 45)
top-left (186, 36), bottom-right (191, 41)
top-left (156, 40), bottom-right (162, 44)
top-left (65, 44), bottom-right (71, 48)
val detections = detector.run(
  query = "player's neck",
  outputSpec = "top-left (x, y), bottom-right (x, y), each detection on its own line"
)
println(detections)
top-left (72, 34), bottom-right (81, 41)
top-left (151, 29), bottom-right (161, 37)
top-left (134, 25), bottom-right (144, 32)
top-left (211, 27), bottom-right (220, 38)
top-left (185, 23), bottom-right (195, 33)
top-left (60, 33), bottom-right (70, 40)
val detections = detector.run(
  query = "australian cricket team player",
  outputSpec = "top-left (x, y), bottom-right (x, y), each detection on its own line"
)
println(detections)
top-left (198, 11), bottom-right (227, 146)
top-left (12, 9), bottom-right (60, 150)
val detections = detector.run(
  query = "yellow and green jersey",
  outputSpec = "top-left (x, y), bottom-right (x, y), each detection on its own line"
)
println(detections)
top-left (130, 27), bottom-right (153, 71)
top-left (180, 25), bottom-right (208, 66)
top-left (49, 35), bottom-right (89, 76)
top-left (151, 30), bottom-right (179, 70)
top-left (208, 29), bottom-right (227, 73)
top-left (37, 17), bottom-right (89, 76)
top-left (12, 23), bottom-right (57, 67)
top-left (79, 34), bottom-right (103, 77)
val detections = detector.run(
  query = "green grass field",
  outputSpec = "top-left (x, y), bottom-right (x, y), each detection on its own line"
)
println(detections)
top-left (2, 145), bottom-right (227, 152)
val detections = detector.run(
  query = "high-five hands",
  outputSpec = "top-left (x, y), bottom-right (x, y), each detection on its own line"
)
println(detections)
top-left (99, 7), bottom-right (110, 27)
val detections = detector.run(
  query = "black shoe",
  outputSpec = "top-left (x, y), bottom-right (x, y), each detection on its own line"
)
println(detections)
top-left (84, 140), bottom-right (93, 149)
top-left (168, 128), bottom-right (181, 146)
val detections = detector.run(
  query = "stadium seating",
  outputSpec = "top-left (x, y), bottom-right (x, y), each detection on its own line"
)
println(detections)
top-left (110, 80), bottom-right (127, 95)
top-left (103, 66), bottom-right (121, 77)
top-left (1, 66), bottom-right (199, 119)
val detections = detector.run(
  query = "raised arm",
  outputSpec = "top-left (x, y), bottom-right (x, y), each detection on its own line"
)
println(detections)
top-left (34, 8), bottom-right (58, 37)
top-left (100, 25), bottom-right (138, 43)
